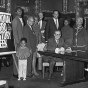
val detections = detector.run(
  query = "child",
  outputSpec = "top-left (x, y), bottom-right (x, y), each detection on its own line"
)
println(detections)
top-left (16, 38), bottom-right (31, 81)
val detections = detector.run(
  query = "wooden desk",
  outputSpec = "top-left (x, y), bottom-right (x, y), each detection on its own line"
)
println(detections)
top-left (38, 51), bottom-right (88, 86)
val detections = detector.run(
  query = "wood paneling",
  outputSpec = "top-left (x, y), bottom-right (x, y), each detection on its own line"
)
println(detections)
top-left (67, 0), bottom-right (75, 12)
top-left (41, 0), bottom-right (63, 12)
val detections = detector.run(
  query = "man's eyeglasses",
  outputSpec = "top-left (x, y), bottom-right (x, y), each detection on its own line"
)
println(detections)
top-left (55, 33), bottom-right (61, 36)
top-left (29, 20), bottom-right (34, 22)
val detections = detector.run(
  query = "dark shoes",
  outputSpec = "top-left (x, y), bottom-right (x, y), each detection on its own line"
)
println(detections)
top-left (38, 70), bottom-right (42, 75)
top-left (27, 74), bottom-right (34, 78)
top-left (13, 74), bottom-right (18, 78)
top-left (13, 74), bottom-right (34, 79)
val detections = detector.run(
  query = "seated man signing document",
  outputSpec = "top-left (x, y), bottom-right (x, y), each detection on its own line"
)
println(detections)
top-left (43, 30), bottom-right (71, 80)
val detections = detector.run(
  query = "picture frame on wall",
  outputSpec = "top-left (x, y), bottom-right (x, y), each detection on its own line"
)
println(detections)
top-left (67, 0), bottom-right (76, 13)
top-left (15, 5), bottom-right (29, 15)
top-left (0, 0), bottom-right (5, 8)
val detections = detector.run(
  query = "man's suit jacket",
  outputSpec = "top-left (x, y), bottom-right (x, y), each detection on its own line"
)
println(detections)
top-left (33, 23), bottom-right (40, 38)
top-left (45, 18), bottom-right (63, 41)
top-left (33, 23), bottom-right (40, 44)
top-left (23, 24), bottom-right (37, 53)
top-left (47, 38), bottom-right (68, 51)
top-left (12, 16), bottom-right (23, 45)
top-left (40, 20), bottom-right (46, 31)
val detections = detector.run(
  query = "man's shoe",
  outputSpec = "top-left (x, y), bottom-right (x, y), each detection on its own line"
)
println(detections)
top-left (13, 74), bottom-right (18, 78)
top-left (38, 70), bottom-right (42, 74)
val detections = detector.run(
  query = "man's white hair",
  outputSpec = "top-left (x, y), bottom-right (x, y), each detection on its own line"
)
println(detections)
top-left (77, 17), bottom-right (83, 23)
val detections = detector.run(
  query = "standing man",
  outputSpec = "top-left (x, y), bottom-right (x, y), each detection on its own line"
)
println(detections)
top-left (38, 12), bottom-right (46, 43)
top-left (23, 16), bottom-right (37, 77)
top-left (33, 16), bottom-right (40, 44)
top-left (12, 7), bottom-right (24, 77)
top-left (33, 12), bottom-right (46, 71)
top-left (45, 10), bottom-right (63, 42)
top-left (37, 12), bottom-right (46, 71)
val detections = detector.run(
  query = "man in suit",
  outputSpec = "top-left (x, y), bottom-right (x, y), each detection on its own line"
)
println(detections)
top-left (38, 12), bottom-right (46, 43)
top-left (33, 16), bottom-right (40, 44)
top-left (37, 12), bottom-right (47, 71)
top-left (45, 10), bottom-right (63, 42)
top-left (32, 16), bottom-right (40, 75)
top-left (33, 13), bottom-right (46, 71)
top-left (23, 16), bottom-right (37, 77)
top-left (43, 30), bottom-right (68, 79)
top-left (12, 7), bottom-right (24, 77)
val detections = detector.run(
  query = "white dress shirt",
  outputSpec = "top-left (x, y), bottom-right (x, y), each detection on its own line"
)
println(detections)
top-left (19, 18), bottom-right (24, 27)
top-left (39, 20), bottom-right (42, 29)
top-left (55, 39), bottom-right (59, 44)
top-left (53, 18), bottom-right (59, 29)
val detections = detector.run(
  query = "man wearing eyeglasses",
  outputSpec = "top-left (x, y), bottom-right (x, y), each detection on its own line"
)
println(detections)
top-left (43, 30), bottom-right (69, 80)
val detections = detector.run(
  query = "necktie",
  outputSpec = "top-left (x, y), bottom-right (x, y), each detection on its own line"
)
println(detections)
top-left (56, 39), bottom-right (59, 47)
top-left (56, 19), bottom-right (58, 29)
top-left (56, 39), bottom-right (59, 44)
top-left (30, 26), bottom-right (35, 35)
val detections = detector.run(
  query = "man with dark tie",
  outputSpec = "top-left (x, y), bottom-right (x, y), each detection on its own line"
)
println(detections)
top-left (38, 12), bottom-right (46, 43)
top-left (45, 10), bottom-right (63, 42)
top-left (47, 30), bottom-right (68, 51)
top-left (23, 16), bottom-right (37, 77)
top-left (43, 30), bottom-right (69, 80)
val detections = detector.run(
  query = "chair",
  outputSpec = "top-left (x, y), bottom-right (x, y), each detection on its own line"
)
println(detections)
top-left (42, 62), bottom-right (63, 79)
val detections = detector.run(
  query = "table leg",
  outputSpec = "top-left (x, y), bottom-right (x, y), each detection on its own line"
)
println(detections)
top-left (59, 59), bottom-right (85, 86)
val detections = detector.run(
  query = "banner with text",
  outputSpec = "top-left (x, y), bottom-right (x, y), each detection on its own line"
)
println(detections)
top-left (0, 12), bottom-right (16, 55)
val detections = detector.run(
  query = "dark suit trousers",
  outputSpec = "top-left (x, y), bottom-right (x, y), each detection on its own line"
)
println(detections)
top-left (27, 54), bottom-right (33, 76)
top-left (13, 53), bottom-right (18, 75)
top-left (43, 56), bottom-right (63, 75)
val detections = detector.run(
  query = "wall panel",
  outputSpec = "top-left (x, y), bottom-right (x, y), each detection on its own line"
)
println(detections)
top-left (40, 0), bottom-right (63, 12)
top-left (67, 0), bottom-right (75, 12)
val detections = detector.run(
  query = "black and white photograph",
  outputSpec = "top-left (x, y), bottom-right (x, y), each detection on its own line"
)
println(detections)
top-left (1, 0), bottom-right (88, 88)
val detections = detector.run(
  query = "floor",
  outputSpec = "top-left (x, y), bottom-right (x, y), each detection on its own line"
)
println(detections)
top-left (0, 65), bottom-right (88, 88)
